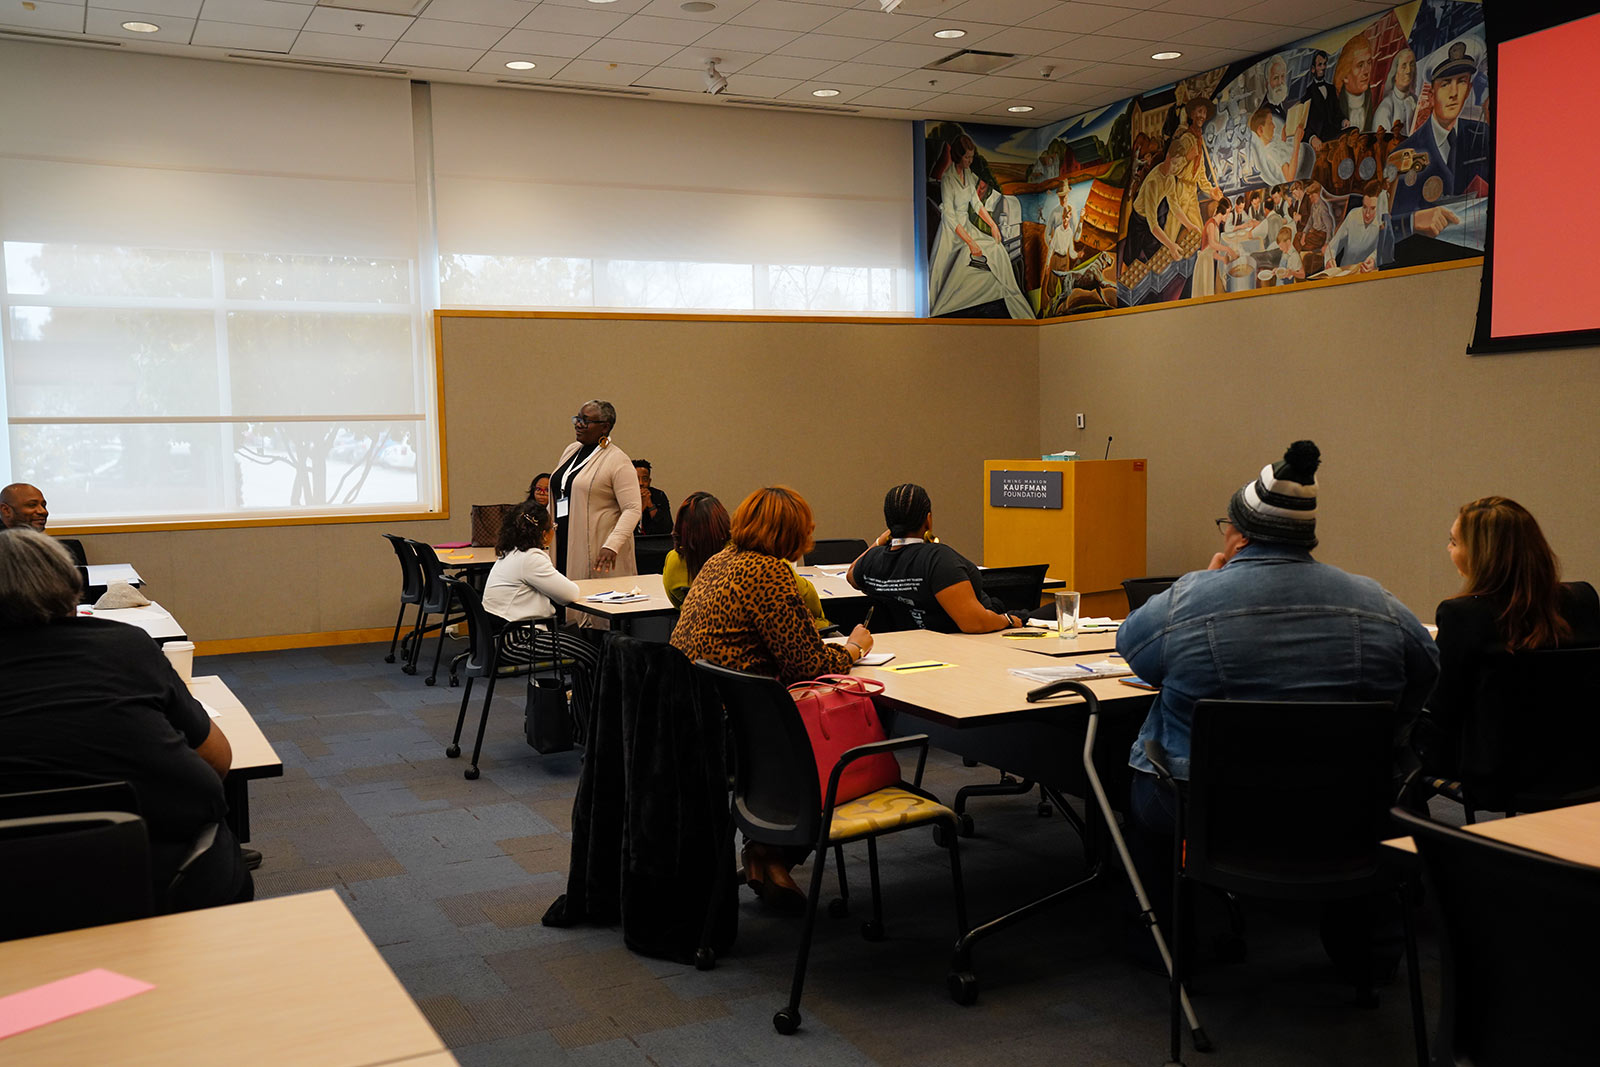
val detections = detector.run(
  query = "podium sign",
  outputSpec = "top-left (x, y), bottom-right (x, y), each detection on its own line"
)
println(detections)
top-left (989, 469), bottom-right (1063, 509)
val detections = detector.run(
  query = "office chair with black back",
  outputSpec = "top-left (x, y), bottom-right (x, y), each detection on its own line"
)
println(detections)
top-left (978, 563), bottom-right (1049, 617)
top-left (1409, 646), bottom-right (1600, 822)
top-left (382, 534), bottom-right (425, 665)
top-left (1122, 575), bottom-right (1181, 613)
top-left (404, 538), bottom-right (470, 685)
top-left (633, 533), bottom-right (674, 576)
top-left (0, 811), bottom-right (153, 941)
top-left (693, 660), bottom-right (968, 1035)
top-left (441, 577), bottom-right (554, 780)
top-left (1143, 700), bottom-right (1427, 1067)
top-left (1391, 806), bottom-right (1600, 1067)
top-left (804, 538), bottom-right (868, 566)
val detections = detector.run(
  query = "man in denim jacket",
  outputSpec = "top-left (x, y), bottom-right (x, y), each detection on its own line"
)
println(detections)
top-left (1117, 440), bottom-right (1438, 973)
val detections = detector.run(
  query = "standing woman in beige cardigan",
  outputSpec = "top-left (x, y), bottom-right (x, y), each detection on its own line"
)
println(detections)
top-left (550, 401), bottom-right (642, 624)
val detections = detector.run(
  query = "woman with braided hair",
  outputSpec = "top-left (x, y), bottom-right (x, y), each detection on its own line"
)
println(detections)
top-left (847, 482), bottom-right (1024, 633)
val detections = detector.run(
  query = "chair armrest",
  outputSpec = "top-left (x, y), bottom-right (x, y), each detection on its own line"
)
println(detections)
top-left (1142, 739), bottom-right (1177, 789)
top-left (822, 735), bottom-right (931, 812)
top-left (168, 823), bottom-right (220, 892)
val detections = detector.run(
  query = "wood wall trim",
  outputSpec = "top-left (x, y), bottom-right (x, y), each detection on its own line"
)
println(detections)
top-left (54, 512), bottom-right (446, 536)
top-left (194, 627), bottom-right (395, 657)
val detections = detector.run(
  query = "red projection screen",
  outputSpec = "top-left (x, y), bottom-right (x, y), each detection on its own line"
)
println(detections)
top-left (1471, 9), bottom-right (1600, 352)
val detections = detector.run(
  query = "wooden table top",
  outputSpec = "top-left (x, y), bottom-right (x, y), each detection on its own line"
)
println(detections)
top-left (0, 891), bottom-right (447, 1067)
top-left (1384, 800), bottom-right (1600, 867)
top-left (433, 545), bottom-right (497, 569)
top-left (76, 601), bottom-right (186, 642)
top-left (856, 629), bottom-right (1145, 727)
top-left (188, 675), bottom-right (281, 780)
top-left (569, 573), bottom-right (677, 619)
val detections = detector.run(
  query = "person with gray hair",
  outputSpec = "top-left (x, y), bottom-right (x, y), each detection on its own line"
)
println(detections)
top-left (548, 399), bottom-right (642, 617)
top-left (0, 527), bottom-right (253, 912)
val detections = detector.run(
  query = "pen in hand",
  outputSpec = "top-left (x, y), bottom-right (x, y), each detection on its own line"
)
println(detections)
top-left (862, 605), bottom-right (875, 629)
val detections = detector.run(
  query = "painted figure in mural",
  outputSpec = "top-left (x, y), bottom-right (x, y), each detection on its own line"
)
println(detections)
top-left (1388, 41), bottom-right (1483, 247)
top-left (1126, 138), bottom-right (1197, 264)
top-left (1041, 185), bottom-right (1082, 314)
top-left (1263, 54), bottom-right (1291, 120)
top-left (1295, 180), bottom-right (1337, 275)
top-left (1327, 181), bottom-right (1389, 272)
top-left (1374, 47), bottom-right (1419, 136)
top-left (1248, 104), bottom-right (1313, 184)
top-left (1334, 33), bottom-right (1381, 133)
top-left (1273, 226), bottom-right (1304, 285)
top-left (1191, 193), bottom-right (1239, 298)
top-left (927, 135), bottom-right (1033, 319)
top-left (1264, 185), bottom-right (1297, 246)
top-left (1299, 50), bottom-right (1341, 147)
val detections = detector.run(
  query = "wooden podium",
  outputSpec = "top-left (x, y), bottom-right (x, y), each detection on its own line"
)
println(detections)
top-left (982, 459), bottom-right (1147, 617)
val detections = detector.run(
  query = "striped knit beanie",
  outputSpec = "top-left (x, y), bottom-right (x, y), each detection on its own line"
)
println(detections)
top-left (1227, 440), bottom-right (1320, 547)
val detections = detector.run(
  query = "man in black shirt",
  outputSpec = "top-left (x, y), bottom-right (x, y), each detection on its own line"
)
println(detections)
top-left (633, 460), bottom-right (674, 536)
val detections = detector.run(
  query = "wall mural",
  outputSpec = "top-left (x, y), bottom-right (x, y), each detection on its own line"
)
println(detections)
top-left (923, 0), bottom-right (1486, 319)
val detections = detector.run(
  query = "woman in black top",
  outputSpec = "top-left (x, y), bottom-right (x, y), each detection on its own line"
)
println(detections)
top-left (0, 528), bottom-right (252, 912)
top-left (846, 483), bottom-right (1023, 633)
top-left (1412, 496), bottom-right (1600, 777)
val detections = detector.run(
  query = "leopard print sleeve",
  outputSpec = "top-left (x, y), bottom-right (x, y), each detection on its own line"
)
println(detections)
top-left (743, 556), bottom-right (853, 685)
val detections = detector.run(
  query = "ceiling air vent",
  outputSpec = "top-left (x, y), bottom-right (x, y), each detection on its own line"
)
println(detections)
top-left (225, 53), bottom-right (409, 75)
top-left (925, 49), bottom-right (1019, 76)
top-left (723, 97), bottom-right (860, 115)
top-left (316, 0), bottom-right (433, 16)
top-left (497, 81), bottom-right (653, 97)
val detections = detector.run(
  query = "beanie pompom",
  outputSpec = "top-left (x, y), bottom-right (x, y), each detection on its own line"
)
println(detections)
top-left (1282, 440), bottom-right (1320, 480)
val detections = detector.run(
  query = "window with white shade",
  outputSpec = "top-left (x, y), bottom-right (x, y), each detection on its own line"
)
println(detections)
top-left (0, 42), bottom-right (436, 527)
top-left (430, 86), bottom-right (915, 315)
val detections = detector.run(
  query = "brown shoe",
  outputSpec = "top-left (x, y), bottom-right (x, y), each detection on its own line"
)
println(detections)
top-left (740, 844), bottom-right (767, 899)
top-left (761, 861), bottom-right (806, 913)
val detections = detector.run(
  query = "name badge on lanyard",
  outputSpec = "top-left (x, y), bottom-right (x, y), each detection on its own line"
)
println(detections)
top-left (555, 497), bottom-right (570, 519)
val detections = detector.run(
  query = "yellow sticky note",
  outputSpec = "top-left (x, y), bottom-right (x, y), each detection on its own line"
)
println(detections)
top-left (887, 660), bottom-right (958, 674)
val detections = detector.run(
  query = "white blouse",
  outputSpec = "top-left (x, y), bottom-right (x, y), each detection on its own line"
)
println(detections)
top-left (481, 548), bottom-right (581, 623)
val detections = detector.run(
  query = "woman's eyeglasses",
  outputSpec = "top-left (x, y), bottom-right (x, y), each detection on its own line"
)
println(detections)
top-left (572, 415), bottom-right (606, 426)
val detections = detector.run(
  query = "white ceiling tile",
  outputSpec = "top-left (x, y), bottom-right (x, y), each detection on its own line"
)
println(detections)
top-left (1019, 79), bottom-right (1104, 103)
top-left (191, 18), bottom-right (296, 47)
top-left (961, 25), bottom-right (1072, 55)
top-left (301, 6), bottom-right (412, 38)
top-left (1037, 33), bottom-right (1134, 61)
top-left (922, 91), bottom-right (1003, 114)
top-left (85, 7), bottom-right (194, 38)
top-left (720, 71), bottom-right (798, 97)
top-left (1158, 16), bottom-right (1286, 48)
top-left (493, 27), bottom-right (600, 56)
top-left (1023, 2), bottom-right (1136, 35)
top-left (552, 57), bottom-right (652, 83)
top-left (821, 61), bottom-right (908, 86)
top-left (385, 40), bottom-right (484, 67)
top-left (1101, 8), bottom-right (1213, 39)
top-left (416, 0), bottom-right (532, 28)
top-left (611, 13), bottom-right (706, 43)
top-left (401, 17), bottom-right (503, 46)
top-left (578, 36), bottom-right (678, 63)
top-left (884, 66), bottom-right (978, 92)
top-left (942, 0), bottom-right (1058, 24)
top-left (850, 39), bottom-right (950, 66)
top-left (631, 66), bottom-right (706, 91)
top-left (892, 20), bottom-right (1002, 48)
top-left (515, 3), bottom-right (628, 35)
top-left (290, 28), bottom-right (396, 59)
top-left (815, 8), bottom-right (927, 41)
top-left (0, 0), bottom-right (84, 32)
top-left (88, 0), bottom-right (197, 17)
top-left (850, 85), bottom-right (938, 109)
top-left (692, 23), bottom-right (799, 51)
top-left (538, 0), bottom-right (649, 11)
top-left (994, 56), bottom-right (1093, 80)
top-left (1072, 60), bottom-right (1164, 88)
top-left (772, 32), bottom-right (873, 61)
top-left (729, 0), bottom-right (835, 32)
top-left (1294, 2), bottom-right (1382, 32)
top-left (1231, 0), bottom-right (1352, 28)
top-left (1155, 0), bottom-right (1257, 15)
top-left (776, 81), bottom-right (864, 102)
top-left (739, 52), bottom-right (833, 79)
top-left (661, 45), bottom-right (762, 69)
top-left (635, 0), bottom-right (755, 20)
top-left (470, 49), bottom-right (566, 74)
top-left (197, 0), bottom-right (307, 29)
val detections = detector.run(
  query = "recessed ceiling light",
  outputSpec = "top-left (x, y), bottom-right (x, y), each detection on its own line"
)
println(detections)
top-left (122, 20), bottom-right (159, 31)
top-left (812, 88), bottom-right (840, 97)
top-left (680, 1), bottom-right (716, 11)
top-left (933, 28), bottom-right (964, 39)
top-left (1007, 105), bottom-right (1034, 113)
top-left (587, 0), bottom-right (618, 4)
top-left (505, 60), bottom-right (535, 70)
top-left (1151, 50), bottom-right (1183, 61)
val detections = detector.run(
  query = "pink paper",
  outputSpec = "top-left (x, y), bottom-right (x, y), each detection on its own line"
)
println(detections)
top-left (433, 541), bottom-right (471, 549)
top-left (0, 969), bottom-right (155, 1039)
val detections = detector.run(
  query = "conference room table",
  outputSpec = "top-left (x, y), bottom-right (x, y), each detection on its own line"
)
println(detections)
top-left (1383, 800), bottom-right (1600, 865)
top-left (852, 627), bottom-right (1201, 1031)
top-left (432, 545), bottom-right (497, 570)
top-left (76, 601), bottom-right (186, 644)
top-left (188, 675), bottom-right (282, 844)
top-left (0, 891), bottom-right (453, 1066)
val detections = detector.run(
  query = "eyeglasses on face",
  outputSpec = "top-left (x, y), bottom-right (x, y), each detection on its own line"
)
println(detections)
top-left (1214, 517), bottom-right (1234, 533)
top-left (572, 414), bottom-right (607, 426)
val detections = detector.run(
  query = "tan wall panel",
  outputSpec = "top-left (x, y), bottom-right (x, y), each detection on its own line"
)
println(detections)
top-left (69, 316), bottom-right (1036, 642)
top-left (1037, 265), bottom-right (1600, 620)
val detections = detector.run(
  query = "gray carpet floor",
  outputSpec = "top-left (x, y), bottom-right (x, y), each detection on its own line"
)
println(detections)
top-left (202, 641), bottom-right (1442, 1066)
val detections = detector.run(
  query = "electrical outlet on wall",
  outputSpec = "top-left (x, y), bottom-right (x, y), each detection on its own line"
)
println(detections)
top-left (1075, 413), bottom-right (1086, 430)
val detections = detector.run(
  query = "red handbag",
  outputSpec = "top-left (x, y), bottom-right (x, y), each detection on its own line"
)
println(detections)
top-left (787, 675), bottom-right (900, 805)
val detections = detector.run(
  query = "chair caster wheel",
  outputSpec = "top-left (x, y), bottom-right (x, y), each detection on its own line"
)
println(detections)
top-left (1191, 1027), bottom-right (1213, 1053)
top-left (424, 676), bottom-right (436, 686)
top-left (773, 1008), bottom-right (800, 1035)
top-left (931, 823), bottom-right (949, 849)
top-left (464, 766), bottom-right (480, 780)
top-left (694, 947), bottom-right (715, 971)
top-left (958, 813), bottom-right (976, 837)
top-left (860, 919), bottom-right (884, 942)
top-left (449, 677), bottom-right (460, 687)
top-left (1037, 802), bottom-right (1053, 818)
top-left (961, 757), bottom-right (979, 768)
top-left (948, 971), bottom-right (979, 1005)
top-left (828, 897), bottom-right (849, 919)
top-left (446, 744), bottom-right (460, 758)
top-left (401, 665), bottom-right (417, 675)
top-left (384, 655), bottom-right (396, 664)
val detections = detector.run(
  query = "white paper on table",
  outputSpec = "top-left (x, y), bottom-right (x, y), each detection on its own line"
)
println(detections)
top-left (94, 605), bottom-right (173, 622)
top-left (585, 590), bottom-right (648, 603)
top-left (85, 564), bottom-right (144, 586)
top-left (1008, 661), bottom-right (1133, 683)
top-left (1076, 616), bottom-right (1120, 631)
top-left (822, 637), bottom-right (894, 666)
top-left (200, 701), bottom-right (221, 719)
